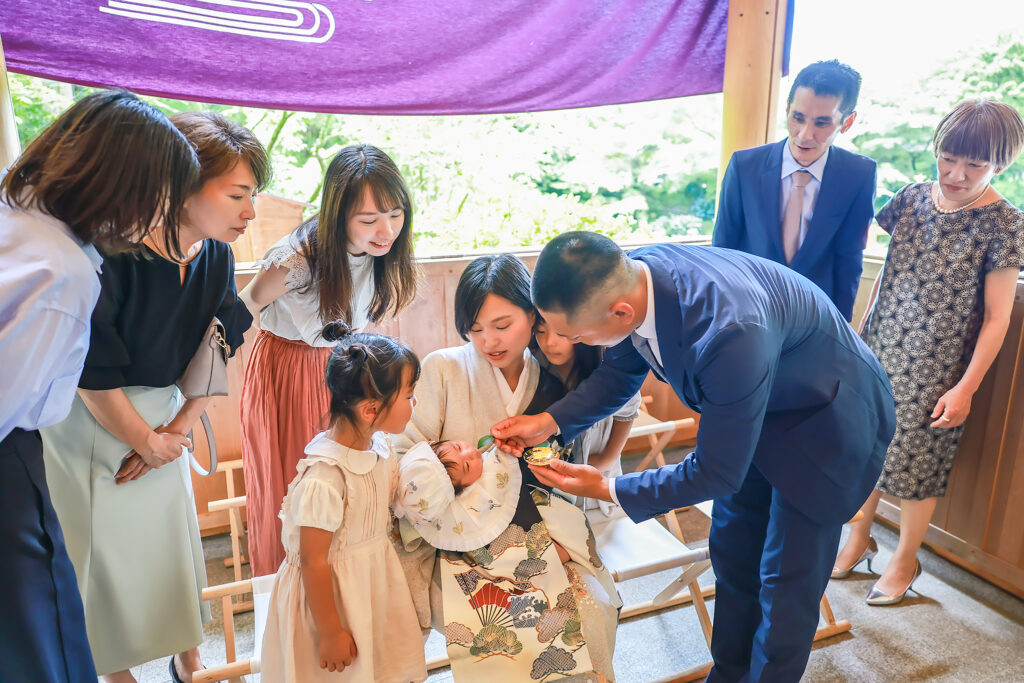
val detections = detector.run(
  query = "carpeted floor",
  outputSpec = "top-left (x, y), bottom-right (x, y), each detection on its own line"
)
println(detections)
top-left (132, 446), bottom-right (1024, 682)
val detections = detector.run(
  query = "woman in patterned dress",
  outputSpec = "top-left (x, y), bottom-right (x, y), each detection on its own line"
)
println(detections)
top-left (833, 100), bottom-right (1024, 605)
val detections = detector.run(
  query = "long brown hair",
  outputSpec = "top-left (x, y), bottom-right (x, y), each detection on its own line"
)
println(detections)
top-left (1, 90), bottom-right (198, 257)
top-left (170, 111), bottom-right (272, 192)
top-left (293, 145), bottom-right (416, 324)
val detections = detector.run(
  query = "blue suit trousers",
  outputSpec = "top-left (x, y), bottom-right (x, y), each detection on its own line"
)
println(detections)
top-left (706, 465), bottom-right (842, 683)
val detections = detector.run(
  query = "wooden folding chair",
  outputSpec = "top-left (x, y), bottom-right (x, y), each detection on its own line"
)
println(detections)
top-left (207, 460), bottom-right (252, 615)
top-left (567, 406), bottom-right (715, 682)
top-left (629, 397), bottom-right (693, 477)
top-left (194, 573), bottom-right (274, 683)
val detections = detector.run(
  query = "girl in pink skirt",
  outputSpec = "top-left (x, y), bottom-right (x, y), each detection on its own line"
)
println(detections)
top-left (240, 145), bottom-right (416, 575)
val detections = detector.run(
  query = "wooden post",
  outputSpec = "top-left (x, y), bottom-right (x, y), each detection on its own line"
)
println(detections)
top-left (0, 34), bottom-right (21, 168)
top-left (717, 0), bottom-right (789, 190)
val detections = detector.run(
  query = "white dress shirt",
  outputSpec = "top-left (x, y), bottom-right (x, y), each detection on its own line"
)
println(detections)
top-left (0, 201), bottom-right (102, 440)
top-left (779, 144), bottom-right (830, 249)
top-left (632, 261), bottom-right (663, 367)
top-left (607, 260), bottom-right (660, 505)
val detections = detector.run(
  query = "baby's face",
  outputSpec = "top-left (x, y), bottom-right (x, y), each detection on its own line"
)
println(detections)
top-left (435, 440), bottom-right (484, 488)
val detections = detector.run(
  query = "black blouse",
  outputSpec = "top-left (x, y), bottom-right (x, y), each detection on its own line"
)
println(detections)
top-left (79, 241), bottom-right (252, 390)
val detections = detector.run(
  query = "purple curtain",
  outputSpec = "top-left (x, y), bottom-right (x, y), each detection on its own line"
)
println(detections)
top-left (2, 0), bottom-right (736, 114)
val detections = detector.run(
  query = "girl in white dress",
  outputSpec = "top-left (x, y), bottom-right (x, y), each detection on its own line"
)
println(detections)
top-left (261, 322), bottom-right (427, 683)
top-left (239, 145), bottom-right (417, 576)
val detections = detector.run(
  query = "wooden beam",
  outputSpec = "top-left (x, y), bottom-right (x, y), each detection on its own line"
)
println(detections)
top-left (718, 0), bottom-right (789, 191)
top-left (0, 34), bottom-right (21, 168)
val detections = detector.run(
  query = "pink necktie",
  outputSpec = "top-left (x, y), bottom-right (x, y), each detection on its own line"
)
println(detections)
top-left (782, 170), bottom-right (811, 264)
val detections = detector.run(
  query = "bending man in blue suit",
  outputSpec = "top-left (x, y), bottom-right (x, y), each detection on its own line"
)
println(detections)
top-left (713, 60), bottom-right (875, 321)
top-left (492, 232), bottom-right (896, 682)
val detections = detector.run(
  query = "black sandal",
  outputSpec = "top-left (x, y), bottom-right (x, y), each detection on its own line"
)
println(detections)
top-left (168, 655), bottom-right (185, 683)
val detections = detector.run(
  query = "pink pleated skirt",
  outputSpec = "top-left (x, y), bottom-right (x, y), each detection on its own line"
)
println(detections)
top-left (240, 330), bottom-right (332, 576)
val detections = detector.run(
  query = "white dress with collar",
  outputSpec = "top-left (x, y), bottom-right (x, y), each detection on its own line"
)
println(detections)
top-left (260, 432), bottom-right (427, 683)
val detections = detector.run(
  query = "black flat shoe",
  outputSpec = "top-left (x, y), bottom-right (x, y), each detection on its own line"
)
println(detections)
top-left (169, 655), bottom-right (185, 683)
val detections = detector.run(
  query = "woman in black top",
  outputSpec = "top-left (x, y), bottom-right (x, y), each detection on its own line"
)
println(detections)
top-left (42, 113), bottom-right (270, 683)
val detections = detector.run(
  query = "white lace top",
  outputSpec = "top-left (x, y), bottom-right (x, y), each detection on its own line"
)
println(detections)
top-left (257, 234), bottom-right (376, 347)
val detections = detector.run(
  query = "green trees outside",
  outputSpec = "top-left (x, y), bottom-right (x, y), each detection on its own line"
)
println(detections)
top-left (8, 36), bottom-right (1023, 254)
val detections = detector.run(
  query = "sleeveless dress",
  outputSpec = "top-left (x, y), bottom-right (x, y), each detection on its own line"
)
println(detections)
top-left (260, 432), bottom-right (426, 683)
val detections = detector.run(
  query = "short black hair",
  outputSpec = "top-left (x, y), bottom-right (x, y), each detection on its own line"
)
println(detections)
top-left (532, 231), bottom-right (627, 315)
top-left (454, 254), bottom-right (533, 340)
top-left (788, 60), bottom-right (862, 118)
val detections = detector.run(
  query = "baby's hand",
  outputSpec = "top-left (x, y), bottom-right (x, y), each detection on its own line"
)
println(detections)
top-left (318, 628), bottom-right (357, 672)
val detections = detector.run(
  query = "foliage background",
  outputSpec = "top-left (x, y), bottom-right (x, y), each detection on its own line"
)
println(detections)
top-left (9, 37), bottom-right (1024, 255)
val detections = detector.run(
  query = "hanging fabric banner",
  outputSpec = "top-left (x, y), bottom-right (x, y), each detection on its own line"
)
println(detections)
top-left (0, 0), bottom-right (751, 114)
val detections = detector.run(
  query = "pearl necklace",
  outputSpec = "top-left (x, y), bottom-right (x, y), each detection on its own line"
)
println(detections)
top-left (932, 182), bottom-right (989, 214)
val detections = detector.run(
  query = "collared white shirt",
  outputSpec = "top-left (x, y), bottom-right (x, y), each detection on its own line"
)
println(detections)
top-left (632, 261), bottom-right (664, 368)
top-left (779, 143), bottom-right (830, 250)
top-left (609, 260), bottom-right (661, 506)
top-left (0, 201), bottom-right (103, 440)
top-left (304, 430), bottom-right (387, 475)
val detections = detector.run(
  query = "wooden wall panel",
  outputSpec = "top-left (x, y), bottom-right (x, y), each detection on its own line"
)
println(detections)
top-left (229, 194), bottom-right (308, 263)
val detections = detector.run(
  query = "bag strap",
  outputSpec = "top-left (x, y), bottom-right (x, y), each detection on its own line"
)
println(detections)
top-left (187, 411), bottom-right (218, 477)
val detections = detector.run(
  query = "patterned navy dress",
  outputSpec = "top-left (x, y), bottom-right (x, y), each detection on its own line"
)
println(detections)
top-left (862, 182), bottom-right (1024, 499)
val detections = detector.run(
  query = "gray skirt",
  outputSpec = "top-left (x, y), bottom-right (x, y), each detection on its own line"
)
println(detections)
top-left (41, 385), bottom-right (210, 674)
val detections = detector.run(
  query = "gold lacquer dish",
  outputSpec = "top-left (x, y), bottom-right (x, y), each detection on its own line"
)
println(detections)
top-left (523, 446), bottom-right (560, 466)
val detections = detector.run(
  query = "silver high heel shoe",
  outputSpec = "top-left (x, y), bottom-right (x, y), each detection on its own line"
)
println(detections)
top-left (831, 536), bottom-right (878, 579)
top-left (865, 560), bottom-right (922, 606)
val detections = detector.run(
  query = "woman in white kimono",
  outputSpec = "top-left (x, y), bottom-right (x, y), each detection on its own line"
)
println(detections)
top-left (394, 254), bottom-right (621, 681)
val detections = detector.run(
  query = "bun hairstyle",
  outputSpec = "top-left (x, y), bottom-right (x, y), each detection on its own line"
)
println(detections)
top-left (323, 323), bottom-right (420, 429)
top-left (321, 320), bottom-right (355, 343)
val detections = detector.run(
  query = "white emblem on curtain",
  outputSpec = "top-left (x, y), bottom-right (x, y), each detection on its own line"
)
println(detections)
top-left (99, 0), bottom-right (336, 43)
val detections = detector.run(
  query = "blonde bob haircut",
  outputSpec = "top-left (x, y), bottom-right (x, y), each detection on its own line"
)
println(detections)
top-left (932, 99), bottom-right (1024, 171)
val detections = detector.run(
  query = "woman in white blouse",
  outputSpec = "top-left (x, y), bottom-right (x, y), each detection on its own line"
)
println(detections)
top-left (0, 91), bottom-right (198, 683)
top-left (239, 145), bottom-right (416, 576)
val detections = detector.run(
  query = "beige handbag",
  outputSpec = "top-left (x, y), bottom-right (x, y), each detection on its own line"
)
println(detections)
top-left (178, 317), bottom-right (230, 400)
top-left (176, 317), bottom-right (229, 476)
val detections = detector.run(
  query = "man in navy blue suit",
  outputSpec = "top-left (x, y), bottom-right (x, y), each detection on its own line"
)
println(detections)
top-left (713, 60), bottom-right (876, 321)
top-left (492, 232), bottom-right (896, 682)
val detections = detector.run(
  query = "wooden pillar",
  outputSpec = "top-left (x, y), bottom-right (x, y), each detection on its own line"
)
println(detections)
top-left (0, 34), bottom-right (21, 168)
top-left (717, 0), bottom-right (789, 189)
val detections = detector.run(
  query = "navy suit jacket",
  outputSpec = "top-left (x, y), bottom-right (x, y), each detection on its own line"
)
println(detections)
top-left (712, 140), bottom-right (876, 321)
top-left (547, 245), bottom-right (895, 527)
